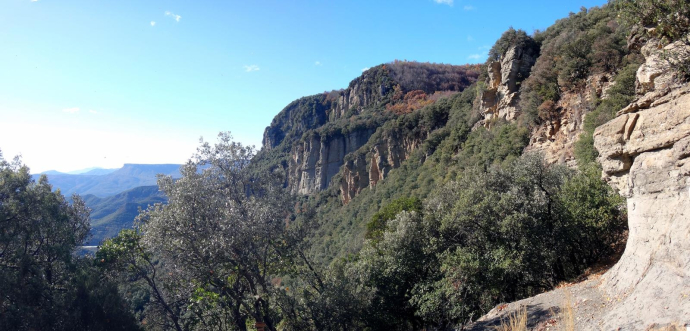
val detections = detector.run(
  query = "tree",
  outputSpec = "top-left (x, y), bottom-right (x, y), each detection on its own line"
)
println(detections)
top-left (0, 150), bottom-right (139, 330)
top-left (122, 133), bottom-right (308, 331)
top-left (617, 0), bottom-right (690, 80)
top-left (97, 230), bottom-right (183, 331)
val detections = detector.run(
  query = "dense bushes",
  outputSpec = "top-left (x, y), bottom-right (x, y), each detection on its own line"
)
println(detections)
top-left (520, 5), bottom-right (632, 126)
top-left (487, 28), bottom-right (540, 63)
top-left (387, 60), bottom-right (481, 94)
top-left (343, 154), bottom-right (626, 329)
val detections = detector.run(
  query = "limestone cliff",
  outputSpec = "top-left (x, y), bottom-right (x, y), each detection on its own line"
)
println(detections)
top-left (340, 132), bottom-right (422, 204)
top-left (479, 45), bottom-right (537, 123)
top-left (329, 67), bottom-right (397, 120)
top-left (262, 94), bottom-right (333, 151)
top-left (254, 62), bottom-right (479, 199)
top-left (592, 38), bottom-right (690, 328)
top-left (289, 129), bottom-right (375, 195)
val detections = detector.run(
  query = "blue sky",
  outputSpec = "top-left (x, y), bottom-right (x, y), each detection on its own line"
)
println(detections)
top-left (0, 0), bottom-right (608, 173)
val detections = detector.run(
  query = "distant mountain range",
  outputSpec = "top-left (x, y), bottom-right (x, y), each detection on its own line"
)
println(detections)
top-left (83, 185), bottom-right (167, 245)
top-left (41, 167), bottom-right (119, 176)
top-left (33, 163), bottom-right (181, 198)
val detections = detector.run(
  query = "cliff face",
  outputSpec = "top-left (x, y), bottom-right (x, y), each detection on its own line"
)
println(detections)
top-left (474, 42), bottom-right (602, 167)
top-left (340, 132), bottom-right (422, 204)
top-left (255, 62), bottom-right (479, 201)
top-left (330, 68), bottom-right (396, 120)
top-left (289, 129), bottom-right (375, 195)
top-left (525, 73), bottom-right (614, 165)
top-left (479, 45), bottom-right (537, 122)
top-left (262, 95), bottom-right (333, 151)
top-left (593, 38), bottom-right (690, 327)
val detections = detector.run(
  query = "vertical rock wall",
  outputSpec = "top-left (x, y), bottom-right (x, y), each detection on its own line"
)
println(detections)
top-left (288, 129), bottom-right (375, 195)
top-left (593, 39), bottom-right (690, 327)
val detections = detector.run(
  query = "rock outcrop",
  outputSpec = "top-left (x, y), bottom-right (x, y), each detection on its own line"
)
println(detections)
top-left (262, 95), bottom-right (332, 151)
top-left (289, 129), bottom-right (375, 195)
top-left (592, 38), bottom-right (690, 328)
top-left (479, 45), bottom-right (537, 123)
top-left (340, 133), bottom-right (422, 203)
top-left (526, 73), bottom-right (614, 166)
top-left (329, 67), bottom-right (396, 120)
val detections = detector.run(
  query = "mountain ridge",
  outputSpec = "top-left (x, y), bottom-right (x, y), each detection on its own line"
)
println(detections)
top-left (34, 163), bottom-right (181, 198)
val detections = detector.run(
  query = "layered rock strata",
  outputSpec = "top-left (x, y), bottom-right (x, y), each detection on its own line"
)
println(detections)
top-left (593, 39), bottom-right (690, 327)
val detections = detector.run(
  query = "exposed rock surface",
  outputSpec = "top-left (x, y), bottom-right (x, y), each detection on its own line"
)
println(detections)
top-left (257, 63), bottom-right (479, 199)
top-left (262, 95), bottom-right (332, 151)
top-left (479, 45), bottom-right (537, 123)
top-left (340, 133), bottom-right (422, 203)
top-left (330, 67), bottom-right (396, 120)
top-left (468, 37), bottom-right (690, 331)
top-left (526, 73), bottom-right (614, 166)
top-left (592, 39), bottom-right (690, 328)
top-left (289, 129), bottom-right (375, 195)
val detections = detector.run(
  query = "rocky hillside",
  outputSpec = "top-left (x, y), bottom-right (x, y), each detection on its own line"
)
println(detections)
top-left (253, 62), bottom-right (480, 200)
top-left (470, 13), bottom-right (690, 331)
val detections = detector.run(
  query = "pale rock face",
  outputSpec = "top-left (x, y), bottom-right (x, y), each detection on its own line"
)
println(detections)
top-left (289, 129), bottom-right (374, 195)
top-left (479, 46), bottom-right (535, 123)
top-left (331, 70), bottom-right (391, 120)
top-left (593, 38), bottom-right (690, 328)
top-left (339, 133), bottom-right (421, 203)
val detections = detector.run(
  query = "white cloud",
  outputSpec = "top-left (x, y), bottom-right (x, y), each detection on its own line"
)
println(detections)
top-left (361, 67), bottom-right (370, 72)
top-left (468, 54), bottom-right (482, 60)
top-left (165, 11), bottom-right (181, 22)
top-left (315, 61), bottom-right (322, 66)
top-left (31, 0), bottom-right (38, 2)
top-left (467, 35), bottom-right (474, 42)
top-left (243, 65), bottom-right (260, 72)
top-left (89, 110), bottom-right (98, 114)
top-left (62, 107), bottom-right (80, 114)
top-left (434, 0), bottom-right (453, 6)
top-left (150, 21), bottom-right (156, 26)
top-left (464, 5), bottom-right (475, 10)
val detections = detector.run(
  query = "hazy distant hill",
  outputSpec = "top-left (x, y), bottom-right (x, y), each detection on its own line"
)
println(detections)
top-left (34, 164), bottom-right (181, 197)
top-left (83, 185), bottom-right (167, 245)
top-left (40, 170), bottom-right (69, 175)
top-left (69, 167), bottom-right (118, 175)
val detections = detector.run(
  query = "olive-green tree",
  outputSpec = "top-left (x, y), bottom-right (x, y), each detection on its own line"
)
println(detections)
top-left (123, 133), bottom-right (307, 331)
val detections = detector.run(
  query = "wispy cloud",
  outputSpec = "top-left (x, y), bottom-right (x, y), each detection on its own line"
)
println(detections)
top-left (89, 110), bottom-right (98, 114)
top-left (150, 21), bottom-right (156, 27)
top-left (464, 5), bottom-right (475, 10)
top-left (243, 65), bottom-right (260, 72)
top-left (361, 67), bottom-right (370, 72)
top-left (31, 0), bottom-right (38, 2)
top-left (468, 54), bottom-right (482, 60)
top-left (315, 61), bottom-right (322, 66)
top-left (467, 35), bottom-right (474, 42)
top-left (434, 0), bottom-right (453, 6)
top-left (165, 11), bottom-right (181, 22)
top-left (63, 107), bottom-right (80, 114)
